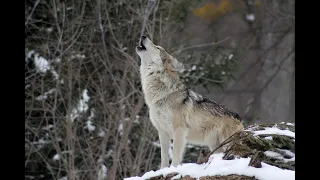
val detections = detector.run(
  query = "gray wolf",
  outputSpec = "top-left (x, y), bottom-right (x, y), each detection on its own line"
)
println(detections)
top-left (136, 36), bottom-right (244, 168)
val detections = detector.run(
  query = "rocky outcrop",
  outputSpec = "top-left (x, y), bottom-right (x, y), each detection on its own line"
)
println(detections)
top-left (125, 122), bottom-right (295, 180)
top-left (221, 123), bottom-right (295, 171)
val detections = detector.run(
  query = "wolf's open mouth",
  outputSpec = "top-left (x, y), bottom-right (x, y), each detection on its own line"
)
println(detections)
top-left (138, 41), bottom-right (146, 51)
top-left (137, 37), bottom-right (147, 51)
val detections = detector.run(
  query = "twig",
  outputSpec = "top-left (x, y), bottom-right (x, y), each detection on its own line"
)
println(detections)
top-left (25, 0), bottom-right (41, 26)
top-left (172, 36), bottom-right (230, 55)
top-left (139, 0), bottom-right (156, 42)
top-left (218, 27), bottom-right (293, 103)
top-left (208, 130), bottom-right (246, 156)
top-left (260, 48), bottom-right (294, 90)
top-left (108, 90), bottom-right (140, 105)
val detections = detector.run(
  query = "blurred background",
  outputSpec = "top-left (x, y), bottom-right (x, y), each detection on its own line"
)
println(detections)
top-left (25, 0), bottom-right (295, 179)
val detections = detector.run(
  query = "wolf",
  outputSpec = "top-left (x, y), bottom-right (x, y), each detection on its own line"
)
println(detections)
top-left (136, 36), bottom-right (244, 168)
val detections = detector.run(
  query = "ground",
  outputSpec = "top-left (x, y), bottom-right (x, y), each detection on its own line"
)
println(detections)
top-left (124, 122), bottom-right (295, 180)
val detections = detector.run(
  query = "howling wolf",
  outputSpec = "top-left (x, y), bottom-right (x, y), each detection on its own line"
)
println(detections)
top-left (136, 36), bottom-right (243, 168)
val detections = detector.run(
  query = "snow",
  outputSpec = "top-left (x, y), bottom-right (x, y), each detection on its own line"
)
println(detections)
top-left (264, 150), bottom-right (295, 163)
top-left (54, 58), bottom-right (61, 63)
top-left (70, 89), bottom-right (90, 122)
top-left (70, 54), bottom-right (85, 60)
top-left (250, 127), bottom-right (295, 138)
top-left (264, 136), bottom-right (273, 140)
top-left (171, 174), bottom-right (182, 179)
top-left (25, 175), bottom-right (35, 179)
top-left (228, 54), bottom-right (233, 60)
top-left (191, 65), bottom-right (197, 71)
top-left (278, 149), bottom-right (295, 157)
top-left (51, 69), bottom-right (59, 80)
top-left (27, 50), bottom-right (35, 59)
top-left (88, 109), bottom-right (95, 120)
top-left (32, 138), bottom-right (50, 149)
top-left (97, 164), bottom-right (108, 180)
top-left (283, 156), bottom-right (295, 163)
top-left (124, 153), bottom-right (294, 180)
top-left (53, 154), bottom-right (61, 161)
top-left (281, 122), bottom-right (294, 126)
top-left (118, 123), bottom-right (124, 135)
top-left (26, 50), bottom-right (61, 81)
top-left (264, 151), bottom-right (282, 159)
top-left (126, 123), bottom-right (295, 180)
top-left (86, 120), bottom-right (96, 132)
top-left (124, 117), bottom-right (130, 121)
top-left (34, 54), bottom-right (50, 73)
top-left (152, 142), bottom-right (161, 147)
top-left (59, 177), bottom-right (67, 180)
top-left (46, 27), bottom-right (53, 33)
top-left (277, 149), bottom-right (295, 163)
top-left (85, 109), bottom-right (96, 132)
top-left (98, 129), bottom-right (105, 137)
top-left (82, 90), bottom-right (90, 102)
top-left (42, 124), bottom-right (54, 131)
top-left (186, 144), bottom-right (195, 148)
top-left (106, 150), bottom-right (113, 158)
top-left (36, 89), bottom-right (56, 101)
top-left (246, 14), bottom-right (255, 21)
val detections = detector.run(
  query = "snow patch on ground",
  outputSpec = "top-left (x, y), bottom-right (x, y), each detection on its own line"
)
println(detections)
top-left (250, 127), bottom-right (295, 138)
top-left (126, 124), bottom-right (295, 180)
top-left (264, 136), bottom-right (273, 140)
top-left (124, 153), bottom-right (294, 180)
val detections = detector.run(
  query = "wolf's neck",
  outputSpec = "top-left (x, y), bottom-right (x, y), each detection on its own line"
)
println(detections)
top-left (140, 66), bottom-right (186, 105)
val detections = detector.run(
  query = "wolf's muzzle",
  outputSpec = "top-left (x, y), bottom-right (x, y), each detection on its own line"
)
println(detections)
top-left (137, 36), bottom-right (147, 51)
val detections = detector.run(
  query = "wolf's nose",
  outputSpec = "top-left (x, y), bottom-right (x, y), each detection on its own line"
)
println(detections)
top-left (141, 35), bottom-right (146, 40)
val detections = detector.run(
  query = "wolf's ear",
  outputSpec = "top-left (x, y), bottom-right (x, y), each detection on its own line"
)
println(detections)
top-left (167, 58), bottom-right (185, 72)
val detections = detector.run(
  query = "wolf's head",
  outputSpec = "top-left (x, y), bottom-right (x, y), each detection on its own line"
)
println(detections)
top-left (136, 36), bottom-right (184, 74)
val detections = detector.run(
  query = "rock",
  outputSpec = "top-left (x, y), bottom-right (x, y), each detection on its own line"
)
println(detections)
top-left (196, 148), bottom-right (210, 164)
top-left (220, 123), bottom-right (295, 171)
top-left (248, 151), bottom-right (265, 168)
top-left (129, 122), bottom-right (295, 180)
top-left (199, 174), bottom-right (257, 180)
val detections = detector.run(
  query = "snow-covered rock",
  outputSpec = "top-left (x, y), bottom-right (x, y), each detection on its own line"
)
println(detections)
top-left (124, 123), bottom-right (295, 180)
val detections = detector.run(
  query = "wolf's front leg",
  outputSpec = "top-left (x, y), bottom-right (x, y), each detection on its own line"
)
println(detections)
top-left (171, 127), bottom-right (187, 167)
top-left (158, 130), bottom-right (170, 169)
